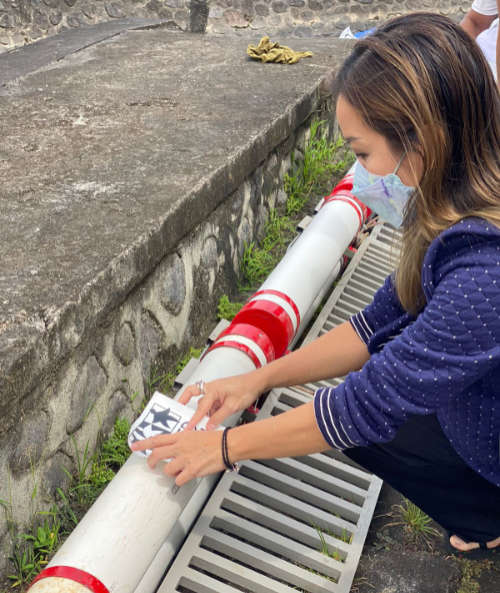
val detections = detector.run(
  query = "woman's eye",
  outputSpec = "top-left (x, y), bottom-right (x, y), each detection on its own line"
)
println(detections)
top-left (355, 153), bottom-right (368, 160)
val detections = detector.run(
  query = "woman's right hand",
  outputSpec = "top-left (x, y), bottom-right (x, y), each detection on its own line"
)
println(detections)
top-left (178, 372), bottom-right (264, 430)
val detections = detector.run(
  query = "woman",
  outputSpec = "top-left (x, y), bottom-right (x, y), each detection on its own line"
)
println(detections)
top-left (133, 13), bottom-right (500, 555)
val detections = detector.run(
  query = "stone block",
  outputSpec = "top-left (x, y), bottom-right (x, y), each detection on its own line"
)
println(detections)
top-left (66, 356), bottom-right (107, 435)
top-left (236, 216), bottom-right (252, 256)
top-left (208, 6), bottom-right (223, 18)
top-left (0, 14), bottom-right (12, 28)
top-left (67, 15), bottom-right (82, 28)
top-left (100, 390), bottom-right (130, 438)
top-left (223, 9), bottom-right (249, 27)
top-left (81, 3), bottom-right (98, 19)
top-left (114, 322), bottom-right (136, 366)
top-left (139, 310), bottom-right (163, 382)
top-left (254, 3), bottom-right (269, 17)
top-left (33, 10), bottom-right (50, 29)
top-left (300, 8), bottom-right (314, 20)
top-left (201, 235), bottom-right (218, 269)
top-left (308, 0), bottom-right (323, 9)
top-left (49, 11), bottom-right (63, 25)
top-left (105, 2), bottom-right (125, 18)
top-left (174, 8), bottom-right (189, 23)
top-left (42, 450), bottom-right (73, 497)
top-left (9, 410), bottom-right (51, 475)
top-left (160, 253), bottom-right (186, 316)
top-left (272, 1), bottom-right (288, 14)
top-left (146, 0), bottom-right (173, 19)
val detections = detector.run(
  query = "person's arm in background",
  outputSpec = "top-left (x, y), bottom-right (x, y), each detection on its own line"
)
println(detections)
top-left (461, 2), bottom-right (499, 88)
top-left (461, 7), bottom-right (496, 38)
top-left (496, 0), bottom-right (500, 85)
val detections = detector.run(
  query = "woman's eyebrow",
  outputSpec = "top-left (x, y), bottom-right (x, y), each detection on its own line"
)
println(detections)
top-left (344, 136), bottom-right (360, 143)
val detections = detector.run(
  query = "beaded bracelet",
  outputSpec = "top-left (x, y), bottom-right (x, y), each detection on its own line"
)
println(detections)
top-left (221, 427), bottom-right (239, 472)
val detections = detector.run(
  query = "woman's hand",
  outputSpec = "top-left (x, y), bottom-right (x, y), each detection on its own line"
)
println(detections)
top-left (130, 429), bottom-right (224, 486)
top-left (178, 372), bottom-right (264, 430)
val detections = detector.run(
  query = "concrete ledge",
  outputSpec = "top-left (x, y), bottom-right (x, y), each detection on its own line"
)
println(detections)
top-left (0, 29), bottom-right (348, 436)
top-left (0, 25), bottom-right (351, 571)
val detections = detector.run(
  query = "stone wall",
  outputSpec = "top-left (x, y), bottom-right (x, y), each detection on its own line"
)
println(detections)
top-left (0, 109), bottom-right (328, 580)
top-left (206, 0), bottom-right (471, 35)
top-left (0, 0), bottom-right (473, 51)
top-left (0, 0), bottom-right (192, 49)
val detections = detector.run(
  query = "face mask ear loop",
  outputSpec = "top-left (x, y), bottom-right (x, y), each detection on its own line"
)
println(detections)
top-left (393, 153), bottom-right (406, 175)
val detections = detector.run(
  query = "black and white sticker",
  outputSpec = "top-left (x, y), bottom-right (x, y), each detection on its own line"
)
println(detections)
top-left (128, 392), bottom-right (210, 458)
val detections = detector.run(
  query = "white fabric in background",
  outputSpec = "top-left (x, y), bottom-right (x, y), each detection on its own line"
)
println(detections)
top-left (477, 18), bottom-right (498, 80)
top-left (471, 0), bottom-right (498, 15)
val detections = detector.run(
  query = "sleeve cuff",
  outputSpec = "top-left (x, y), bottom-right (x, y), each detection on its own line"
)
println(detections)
top-left (349, 311), bottom-right (373, 345)
top-left (314, 387), bottom-right (356, 450)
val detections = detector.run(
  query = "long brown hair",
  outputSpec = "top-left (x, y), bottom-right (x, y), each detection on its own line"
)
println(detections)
top-left (332, 12), bottom-right (500, 314)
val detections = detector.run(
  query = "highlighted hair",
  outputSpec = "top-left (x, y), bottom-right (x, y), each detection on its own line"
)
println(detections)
top-left (332, 13), bottom-right (500, 313)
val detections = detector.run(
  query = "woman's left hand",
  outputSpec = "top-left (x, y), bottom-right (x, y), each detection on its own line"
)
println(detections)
top-left (131, 429), bottom-right (224, 487)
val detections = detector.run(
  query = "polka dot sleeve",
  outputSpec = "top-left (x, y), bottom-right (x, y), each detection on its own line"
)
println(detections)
top-left (315, 243), bottom-right (500, 450)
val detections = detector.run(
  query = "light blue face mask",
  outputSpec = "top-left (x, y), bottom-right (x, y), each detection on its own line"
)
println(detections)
top-left (350, 156), bottom-right (415, 228)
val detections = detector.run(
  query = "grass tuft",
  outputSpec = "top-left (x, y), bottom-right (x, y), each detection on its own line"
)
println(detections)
top-left (217, 294), bottom-right (244, 321)
top-left (240, 121), bottom-right (353, 291)
top-left (393, 499), bottom-right (441, 548)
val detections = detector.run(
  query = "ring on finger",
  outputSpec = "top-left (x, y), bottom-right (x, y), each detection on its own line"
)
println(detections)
top-left (195, 379), bottom-right (205, 395)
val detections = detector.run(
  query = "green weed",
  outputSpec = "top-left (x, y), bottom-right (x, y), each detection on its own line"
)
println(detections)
top-left (6, 508), bottom-right (61, 588)
top-left (148, 346), bottom-right (203, 395)
top-left (393, 499), bottom-right (441, 548)
top-left (314, 524), bottom-right (349, 563)
top-left (456, 559), bottom-right (494, 593)
top-left (99, 418), bottom-right (131, 469)
top-left (240, 120), bottom-right (352, 290)
top-left (285, 121), bottom-right (354, 216)
top-left (217, 294), bottom-right (244, 321)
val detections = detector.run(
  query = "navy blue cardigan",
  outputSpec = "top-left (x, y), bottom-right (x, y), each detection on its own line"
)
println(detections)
top-left (314, 218), bottom-right (500, 487)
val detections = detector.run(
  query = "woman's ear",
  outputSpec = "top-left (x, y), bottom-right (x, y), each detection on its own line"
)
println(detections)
top-left (400, 149), bottom-right (424, 187)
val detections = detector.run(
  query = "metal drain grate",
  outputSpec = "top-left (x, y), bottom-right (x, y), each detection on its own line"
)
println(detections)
top-left (159, 224), bottom-right (400, 593)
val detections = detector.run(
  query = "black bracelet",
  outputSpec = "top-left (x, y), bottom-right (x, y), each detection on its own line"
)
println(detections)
top-left (221, 427), bottom-right (239, 472)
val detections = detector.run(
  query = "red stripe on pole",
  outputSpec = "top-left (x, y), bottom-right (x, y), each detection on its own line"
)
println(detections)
top-left (232, 300), bottom-right (294, 358)
top-left (208, 340), bottom-right (262, 369)
top-left (324, 173), bottom-right (371, 226)
top-left (217, 323), bottom-right (275, 363)
top-left (252, 290), bottom-right (301, 329)
top-left (331, 173), bottom-right (354, 194)
top-left (31, 566), bottom-right (109, 593)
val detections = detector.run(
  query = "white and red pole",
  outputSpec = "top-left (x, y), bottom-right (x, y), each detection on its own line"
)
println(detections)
top-left (28, 174), bottom-right (366, 593)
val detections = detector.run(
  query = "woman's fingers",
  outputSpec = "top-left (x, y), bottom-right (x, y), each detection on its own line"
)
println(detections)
top-left (132, 427), bottom-right (225, 486)
top-left (131, 432), bottom-right (175, 452)
top-left (147, 445), bottom-right (176, 469)
top-left (185, 395), bottom-right (216, 430)
top-left (163, 457), bottom-right (184, 478)
top-left (207, 402), bottom-right (236, 430)
top-left (178, 384), bottom-right (198, 405)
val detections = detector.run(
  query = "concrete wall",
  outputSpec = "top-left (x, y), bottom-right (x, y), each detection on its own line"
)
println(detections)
top-left (0, 109), bottom-right (329, 580)
top-left (0, 0), bottom-right (472, 51)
